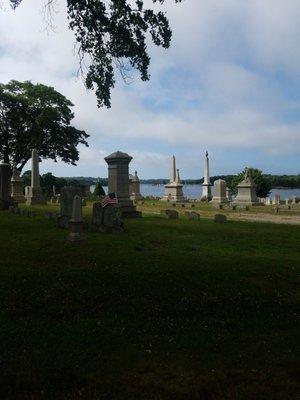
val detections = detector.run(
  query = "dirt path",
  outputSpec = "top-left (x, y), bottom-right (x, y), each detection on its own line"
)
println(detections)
top-left (229, 212), bottom-right (300, 225)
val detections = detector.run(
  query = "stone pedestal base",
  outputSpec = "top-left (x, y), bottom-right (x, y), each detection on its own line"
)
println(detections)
top-left (211, 197), bottom-right (229, 205)
top-left (67, 220), bottom-right (85, 243)
top-left (161, 184), bottom-right (187, 203)
top-left (26, 187), bottom-right (46, 205)
top-left (118, 199), bottom-right (141, 218)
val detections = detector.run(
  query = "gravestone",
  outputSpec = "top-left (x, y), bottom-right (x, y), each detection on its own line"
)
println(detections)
top-left (26, 149), bottom-right (46, 205)
top-left (129, 171), bottom-right (143, 201)
top-left (58, 186), bottom-right (82, 228)
top-left (91, 202), bottom-right (123, 233)
top-left (162, 156), bottom-right (186, 203)
top-left (105, 151), bottom-right (141, 218)
top-left (233, 168), bottom-right (259, 206)
top-left (226, 187), bottom-right (233, 202)
top-left (0, 163), bottom-right (12, 210)
top-left (185, 211), bottom-right (200, 220)
top-left (273, 194), bottom-right (281, 205)
top-left (201, 151), bottom-right (213, 201)
top-left (165, 209), bottom-right (179, 219)
top-left (211, 179), bottom-right (229, 205)
top-left (11, 166), bottom-right (25, 203)
top-left (214, 214), bottom-right (227, 223)
top-left (67, 195), bottom-right (85, 243)
top-left (265, 197), bottom-right (271, 205)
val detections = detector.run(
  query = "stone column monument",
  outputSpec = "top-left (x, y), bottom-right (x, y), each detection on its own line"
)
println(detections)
top-left (161, 156), bottom-right (186, 202)
top-left (201, 151), bottom-right (212, 201)
top-left (11, 166), bottom-right (25, 203)
top-left (233, 168), bottom-right (259, 206)
top-left (104, 151), bottom-right (141, 218)
top-left (0, 163), bottom-right (12, 210)
top-left (211, 179), bottom-right (229, 205)
top-left (26, 149), bottom-right (46, 205)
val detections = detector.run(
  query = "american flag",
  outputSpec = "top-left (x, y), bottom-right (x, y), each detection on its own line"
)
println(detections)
top-left (101, 192), bottom-right (118, 208)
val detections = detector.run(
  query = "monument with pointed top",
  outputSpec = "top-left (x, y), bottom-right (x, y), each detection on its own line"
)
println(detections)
top-left (233, 168), bottom-right (259, 206)
top-left (201, 151), bottom-right (212, 201)
top-left (26, 149), bottom-right (46, 205)
top-left (161, 155), bottom-right (186, 202)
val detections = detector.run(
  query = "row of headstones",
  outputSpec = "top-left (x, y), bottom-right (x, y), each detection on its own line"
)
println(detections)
top-left (265, 195), bottom-right (299, 205)
top-left (8, 206), bottom-right (37, 218)
top-left (161, 209), bottom-right (227, 223)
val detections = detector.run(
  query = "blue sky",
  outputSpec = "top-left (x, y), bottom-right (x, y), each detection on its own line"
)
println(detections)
top-left (0, 0), bottom-right (300, 178)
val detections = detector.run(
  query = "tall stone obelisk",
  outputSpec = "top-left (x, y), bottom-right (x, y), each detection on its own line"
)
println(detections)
top-left (201, 151), bottom-right (212, 201)
top-left (26, 149), bottom-right (46, 205)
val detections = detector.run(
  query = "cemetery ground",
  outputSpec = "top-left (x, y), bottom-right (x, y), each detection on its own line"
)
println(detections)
top-left (0, 201), bottom-right (299, 400)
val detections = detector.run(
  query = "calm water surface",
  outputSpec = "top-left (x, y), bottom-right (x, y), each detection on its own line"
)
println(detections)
top-left (93, 184), bottom-right (300, 200)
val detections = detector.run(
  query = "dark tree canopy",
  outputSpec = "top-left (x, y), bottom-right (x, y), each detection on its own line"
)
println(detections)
top-left (0, 80), bottom-right (89, 170)
top-left (228, 168), bottom-right (272, 198)
top-left (9, 0), bottom-right (182, 108)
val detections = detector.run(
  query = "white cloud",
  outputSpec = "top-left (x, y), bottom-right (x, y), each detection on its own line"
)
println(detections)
top-left (0, 0), bottom-right (300, 176)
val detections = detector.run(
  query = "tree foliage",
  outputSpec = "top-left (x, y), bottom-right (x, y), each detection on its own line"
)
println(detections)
top-left (9, 0), bottom-right (182, 108)
top-left (93, 181), bottom-right (105, 196)
top-left (227, 168), bottom-right (272, 198)
top-left (0, 80), bottom-right (89, 170)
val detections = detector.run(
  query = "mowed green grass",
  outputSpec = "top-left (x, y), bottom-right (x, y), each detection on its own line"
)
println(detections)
top-left (0, 207), bottom-right (299, 400)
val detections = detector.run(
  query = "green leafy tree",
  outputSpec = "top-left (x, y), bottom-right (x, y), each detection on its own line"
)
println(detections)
top-left (227, 168), bottom-right (272, 198)
top-left (0, 80), bottom-right (89, 170)
top-left (93, 181), bottom-right (105, 196)
top-left (9, 0), bottom-right (182, 108)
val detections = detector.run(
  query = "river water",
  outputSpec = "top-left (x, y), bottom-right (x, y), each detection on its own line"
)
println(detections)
top-left (92, 184), bottom-right (300, 200)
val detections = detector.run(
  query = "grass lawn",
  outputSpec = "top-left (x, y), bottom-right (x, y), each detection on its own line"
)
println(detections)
top-left (0, 204), bottom-right (299, 399)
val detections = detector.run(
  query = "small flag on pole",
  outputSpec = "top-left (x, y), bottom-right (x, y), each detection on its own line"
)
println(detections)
top-left (101, 192), bottom-right (118, 208)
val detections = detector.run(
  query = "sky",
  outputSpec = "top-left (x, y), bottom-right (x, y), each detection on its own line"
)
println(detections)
top-left (0, 0), bottom-right (300, 178)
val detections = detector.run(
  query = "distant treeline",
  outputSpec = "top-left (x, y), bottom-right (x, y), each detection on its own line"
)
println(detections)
top-left (54, 175), bottom-right (300, 188)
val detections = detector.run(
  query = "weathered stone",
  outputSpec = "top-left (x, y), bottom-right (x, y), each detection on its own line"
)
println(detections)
top-left (105, 151), bottom-right (141, 218)
top-left (211, 179), bottom-right (229, 205)
top-left (188, 211), bottom-right (200, 220)
top-left (161, 156), bottom-right (186, 202)
top-left (26, 149), bottom-right (46, 205)
top-left (44, 211), bottom-right (54, 219)
top-left (273, 194), bottom-right (281, 205)
top-left (233, 168), bottom-right (259, 206)
top-left (201, 151), bottom-right (212, 201)
top-left (129, 171), bottom-right (143, 201)
top-left (11, 166), bottom-right (25, 203)
top-left (165, 209), bottom-right (179, 219)
top-left (91, 202), bottom-right (104, 231)
top-left (67, 195), bottom-right (85, 243)
top-left (214, 214), bottom-right (227, 223)
top-left (58, 186), bottom-right (82, 228)
top-left (91, 202), bottom-right (123, 233)
top-left (0, 163), bottom-right (12, 210)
